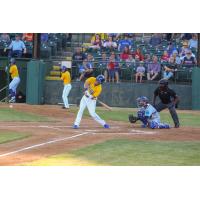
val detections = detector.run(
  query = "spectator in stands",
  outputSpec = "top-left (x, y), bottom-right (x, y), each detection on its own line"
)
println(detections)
top-left (41, 33), bottom-right (49, 43)
top-left (91, 33), bottom-right (108, 41)
top-left (103, 36), bottom-right (117, 50)
top-left (99, 52), bottom-right (108, 67)
top-left (172, 50), bottom-right (181, 65)
top-left (126, 54), bottom-right (135, 67)
top-left (166, 42), bottom-right (177, 56)
top-left (163, 56), bottom-right (177, 80)
top-left (182, 49), bottom-right (197, 66)
top-left (79, 57), bottom-right (94, 81)
top-left (144, 54), bottom-right (151, 68)
top-left (147, 55), bottom-right (161, 81)
top-left (108, 33), bottom-right (121, 41)
top-left (135, 54), bottom-right (141, 67)
top-left (107, 52), bottom-right (120, 83)
top-left (161, 50), bottom-right (169, 63)
top-left (22, 33), bottom-right (33, 42)
top-left (5, 34), bottom-right (26, 58)
top-left (78, 59), bottom-right (87, 80)
top-left (72, 47), bottom-right (86, 67)
top-left (135, 61), bottom-right (145, 83)
top-left (0, 33), bottom-right (10, 42)
top-left (188, 34), bottom-right (197, 50)
top-left (133, 48), bottom-right (144, 61)
top-left (90, 34), bottom-right (102, 49)
top-left (118, 34), bottom-right (132, 52)
top-left (87, 53), bottom-right (95, 67)
top-left (98, 53), bottom-right (108, 81)
top-left (149, 33), bottom-right (162, 47)
top-left (179, 41), bottom-right (189, 59)
top-left (181, 33), bottom-right (192, 41)
top-left (120, 46), bottom-right (131, 61)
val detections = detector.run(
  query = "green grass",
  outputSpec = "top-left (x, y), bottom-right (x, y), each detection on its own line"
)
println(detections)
top-left (0, 108), bottom-right (51, 122)
top-left (25, 139), bottom-right (200, 166)
top-left (70, 106), bottom-right (200, 127)
top-left (0, 132), bottom-right (31, 144)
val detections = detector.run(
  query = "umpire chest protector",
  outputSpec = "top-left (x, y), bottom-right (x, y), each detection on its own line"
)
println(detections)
top-left (154, 87), bottom-right (177, 104)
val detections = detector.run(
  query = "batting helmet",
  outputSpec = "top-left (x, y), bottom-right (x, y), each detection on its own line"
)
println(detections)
top-left (136, 96), bottom-right (149, 108)
top-left (96, 75), bottom-right (105, 84)
top-left (61, 66), bottom-right (67, 72)
top-left (159, 79), bottom-right (168, 86)
top-left (10, 58), bottom-right (16, 65)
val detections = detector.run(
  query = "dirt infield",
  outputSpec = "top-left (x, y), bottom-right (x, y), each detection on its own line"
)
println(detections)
top-left (0, 104), bottom-right (200, 166)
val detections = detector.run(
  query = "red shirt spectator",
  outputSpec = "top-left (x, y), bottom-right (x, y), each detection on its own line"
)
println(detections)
top-left (161, 50), bottom-right (169, 62)
top-left (133, 48), bottom-right (144, 61)
top-left (120, 46), bottom-right (131, 61)
top-left (22, 33), bottom-right (33, 42)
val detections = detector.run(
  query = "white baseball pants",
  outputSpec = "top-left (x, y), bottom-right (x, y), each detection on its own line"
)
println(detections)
top-left (9, 77), bottom-right (20, 94)
top-left (62, 84), bottom-right (72, 108)
top-left (74, 95), bottom-right (106, 126)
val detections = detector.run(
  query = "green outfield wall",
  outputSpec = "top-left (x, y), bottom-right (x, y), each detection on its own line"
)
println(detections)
top-left (44, 81), bottom-right (192, 109)
top-left (192, 67), bottom-right (200, 110)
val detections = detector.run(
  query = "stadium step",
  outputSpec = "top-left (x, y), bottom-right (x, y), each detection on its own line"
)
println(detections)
top-left (52, 65), bottom-right (61, 71)
top-left (50, 71), bottom-right (61, 76)
top-left (45, 76), bottom-right (61, 81)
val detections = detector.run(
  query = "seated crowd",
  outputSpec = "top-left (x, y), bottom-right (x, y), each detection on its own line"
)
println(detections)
top-left (72, 33), bottom-right (198, 83)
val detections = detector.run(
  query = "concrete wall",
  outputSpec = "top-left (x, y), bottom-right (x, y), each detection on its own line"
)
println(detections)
top-left (44, 81), bottom-right (192, 109)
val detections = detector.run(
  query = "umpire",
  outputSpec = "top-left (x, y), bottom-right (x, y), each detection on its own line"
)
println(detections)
top-left (153, 79), bottom-right (180, 128)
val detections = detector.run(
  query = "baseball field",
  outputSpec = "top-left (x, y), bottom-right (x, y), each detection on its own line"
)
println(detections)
top-left (0, 103), bottom-right (200, 166)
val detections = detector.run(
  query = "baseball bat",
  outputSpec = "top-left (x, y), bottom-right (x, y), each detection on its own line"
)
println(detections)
top-left (97, 100), bottom-right (112, 111)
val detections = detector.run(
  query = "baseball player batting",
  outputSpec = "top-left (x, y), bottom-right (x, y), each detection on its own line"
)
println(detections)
top-left (129, 96), bottom-right (170, 129)
top-left (73, 75), bottom-right (110, 129)
top-left (60, 66), bottom-right (72, 109)
top-left (8, 58), bottom-right (20, 103)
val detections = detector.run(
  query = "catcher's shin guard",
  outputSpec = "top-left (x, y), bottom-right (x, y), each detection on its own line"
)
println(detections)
top-left (137, 110), bottom-right (148, 126)
top-left (158, 123), bottom-right (170, 129)
top-left (150, 121), bottom-right (159, 129)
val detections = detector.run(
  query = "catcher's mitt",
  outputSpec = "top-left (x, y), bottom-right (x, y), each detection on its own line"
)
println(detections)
top-left (128, 114), bottom-right (138, 123)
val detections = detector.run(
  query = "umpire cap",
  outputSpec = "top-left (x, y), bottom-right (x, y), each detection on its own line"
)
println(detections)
top-left (159, 79), bottom-right (168, 86)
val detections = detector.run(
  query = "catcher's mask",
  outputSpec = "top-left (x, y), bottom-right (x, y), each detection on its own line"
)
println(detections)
top-left (136, 96), bottom-right (149, 108)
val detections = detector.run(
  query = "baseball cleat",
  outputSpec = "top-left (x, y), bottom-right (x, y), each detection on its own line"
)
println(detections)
top-left (103, 124), bottom-right (110, 129)
top-left (174, 124), bottom-right (180, 128)
top-left (72, 125), bottom-right (79, 129)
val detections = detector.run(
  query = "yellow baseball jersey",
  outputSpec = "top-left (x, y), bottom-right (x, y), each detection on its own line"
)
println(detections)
top-left (9, 64), bottom-right (19, 79)
top-left (61, 71), bottom-right (71, 85)
top-left (85, 77), bottom-right (102, 97)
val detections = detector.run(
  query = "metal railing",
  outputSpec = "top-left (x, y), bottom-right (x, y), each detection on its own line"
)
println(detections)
top-left (0, 85), bottom-right (8, 102)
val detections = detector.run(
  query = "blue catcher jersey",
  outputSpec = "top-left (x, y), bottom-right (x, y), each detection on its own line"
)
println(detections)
top-left (144, 104), bottom-right (160, 123)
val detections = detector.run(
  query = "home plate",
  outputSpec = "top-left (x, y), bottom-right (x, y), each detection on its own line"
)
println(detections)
top-left (129, 129), bottom-right (157, 135)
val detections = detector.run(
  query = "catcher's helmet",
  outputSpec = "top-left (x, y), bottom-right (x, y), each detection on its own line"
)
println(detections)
top-left (61, 66), bottom-right (67, 72)
top-left (96, 75), bottom-right (105, 84)
top-left (159, 79), bottom-right (168, 86)
top-left (136, 96), bottom-right (149, 108)
top-left (10, 58), bottom-right (16, 65)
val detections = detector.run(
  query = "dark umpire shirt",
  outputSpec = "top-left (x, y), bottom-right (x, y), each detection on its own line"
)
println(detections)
top-left (154, 87), bottom-right (177, 104)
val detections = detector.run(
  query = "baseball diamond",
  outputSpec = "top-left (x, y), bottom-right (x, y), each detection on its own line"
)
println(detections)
top-left (0, 104), bottom-right (200, 166)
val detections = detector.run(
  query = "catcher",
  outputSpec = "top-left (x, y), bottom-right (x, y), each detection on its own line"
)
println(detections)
top-left (128, 96), bottom-right (170, 129)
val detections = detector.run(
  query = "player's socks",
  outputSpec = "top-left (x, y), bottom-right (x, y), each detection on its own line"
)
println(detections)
top-left (72, 125), bottom-right (79, 129)
top-left (104, 124), bottom-right (110, 129)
